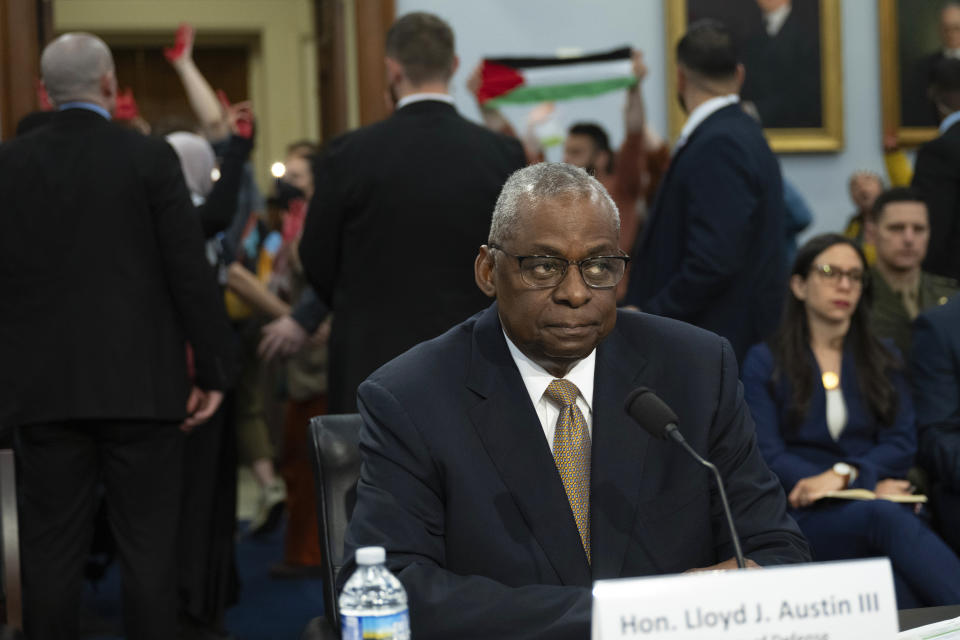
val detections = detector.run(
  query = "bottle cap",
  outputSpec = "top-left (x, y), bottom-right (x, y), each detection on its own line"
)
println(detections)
top-left (355, 546), bottom-right (386, 565)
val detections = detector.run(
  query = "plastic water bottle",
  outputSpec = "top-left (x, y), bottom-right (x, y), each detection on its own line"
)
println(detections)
top-left (339, 546), bottom-right (411, 640)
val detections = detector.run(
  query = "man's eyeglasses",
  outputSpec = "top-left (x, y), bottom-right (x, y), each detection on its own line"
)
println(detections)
top-left (488, 243), bottom-right (630, 289)
top-left (810, 263), bottom-right (865, 286)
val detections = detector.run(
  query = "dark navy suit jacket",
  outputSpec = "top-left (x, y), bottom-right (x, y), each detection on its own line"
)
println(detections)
top-left (299, 100), bottom-right (525, 413)
top-left (743, 342), bottom-right (916, 494)
top-left (341, 304), bottom-right (809, 640)
top-left (626, 104), bottom-right (785, 364)
top-left (912, 120), bottom-right (960, 282)
top-left (0, 108), bottom-right (235, 428)
top-left (911, 295), bottom-right (960, 490)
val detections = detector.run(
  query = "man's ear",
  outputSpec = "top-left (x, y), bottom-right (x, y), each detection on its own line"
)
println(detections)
top-left (597, 149), bottom-right (612, 174)
top-left (475, 245), bottom-right (497, 298)
top-left (100, 69), bottom-right (117, 100)
top-left (734, 63), bottom-right (746, 92)
top-left (450, 54), bottom-right (460, 77)
top-left (384, 56), bottom-right (404, 86)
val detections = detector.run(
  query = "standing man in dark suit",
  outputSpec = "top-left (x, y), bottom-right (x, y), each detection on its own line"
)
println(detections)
top-left (911, 57), bottom-right (960, 283)
top-left (0, 33), bottom-right (234, 640)
top-left (340, 163), bottom-right (810, 640)
top-left (299, 12), bottom-right (526, 413)
top-left (911, 295), bottom-right (960, 553)
top-left (626, 20), bottom-right (785, 363)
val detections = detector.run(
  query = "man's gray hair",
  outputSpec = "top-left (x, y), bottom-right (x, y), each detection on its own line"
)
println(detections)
top-left (488, 163), bottom-right (620, 246)
top-left (40, 33), bottom-right (114, 106)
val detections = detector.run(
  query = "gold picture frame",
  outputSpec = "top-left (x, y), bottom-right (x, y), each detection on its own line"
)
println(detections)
top-left (879, 0), bottom-right (940, 147)
top-left (665, 0), bottom-right (843, 153)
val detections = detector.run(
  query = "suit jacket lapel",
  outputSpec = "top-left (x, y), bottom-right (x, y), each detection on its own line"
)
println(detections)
top-left (466, 304), bottom-right (593, 587)
top-left (590, 318), bottom-right (651, 579)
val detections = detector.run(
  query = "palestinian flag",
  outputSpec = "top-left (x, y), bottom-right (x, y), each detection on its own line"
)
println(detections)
top-left (477, 46), bottom-right (636, 107)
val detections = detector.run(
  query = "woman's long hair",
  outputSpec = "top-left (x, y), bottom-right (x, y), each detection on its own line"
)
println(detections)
top-left (769, 233), bottom-right (900, 432)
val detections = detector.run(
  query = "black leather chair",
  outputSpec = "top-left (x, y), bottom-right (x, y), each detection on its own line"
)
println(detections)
top-left (300, 414), bottom-right (363, 640)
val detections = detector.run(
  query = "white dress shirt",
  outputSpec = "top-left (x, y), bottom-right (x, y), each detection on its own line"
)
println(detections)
top-left (762, 4), bottom-right (792, 37)
top-left (503, 330), bottom-right (595, 452)
top-left (395, 92), bottom-right (456, 110)
top-left (676, 94), bottom-right (740, 149)
top-left (940, 108), bottom-right (960, 134)
top-left (825, 387), bottom-right (848, 442)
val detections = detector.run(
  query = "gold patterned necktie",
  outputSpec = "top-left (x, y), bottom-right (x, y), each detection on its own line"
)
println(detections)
top-left (545, 378), bottom-right (591, 563)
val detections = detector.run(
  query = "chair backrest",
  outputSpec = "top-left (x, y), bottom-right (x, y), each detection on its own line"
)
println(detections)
top-left (308, 414), bottom-right (363, 634)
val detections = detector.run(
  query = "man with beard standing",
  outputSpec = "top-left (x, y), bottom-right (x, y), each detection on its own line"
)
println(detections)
top-left (626, 19), bottom-right (785, 363)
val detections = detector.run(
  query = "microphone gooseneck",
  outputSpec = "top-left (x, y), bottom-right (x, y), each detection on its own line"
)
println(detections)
top-left (624, 388), bottom-right (746, 570)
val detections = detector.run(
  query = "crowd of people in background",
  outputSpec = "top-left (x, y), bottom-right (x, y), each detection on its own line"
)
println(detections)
top-left (2, 4), bottom-right (960, 640)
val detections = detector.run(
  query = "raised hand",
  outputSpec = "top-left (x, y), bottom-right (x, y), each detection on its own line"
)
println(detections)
top-left (218, 90), bottom-right (255, 140)
top-left (466, 61), bottom-right (484, 97)
top-left (631, 49), bottom-right (648, 83)
top-left (164, 22), bottom-right (195, 64)
top-left (114, 88), bottom-right (139, 120)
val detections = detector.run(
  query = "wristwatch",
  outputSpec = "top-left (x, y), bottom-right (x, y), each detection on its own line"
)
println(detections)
top-left (832, 462), bottom-right (854, 487)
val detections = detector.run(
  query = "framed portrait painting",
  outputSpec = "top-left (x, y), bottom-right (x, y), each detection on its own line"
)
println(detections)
top-left (879, 0), bottom-right (952, 147)
top-left (665, 0), bottom-right (843, 153)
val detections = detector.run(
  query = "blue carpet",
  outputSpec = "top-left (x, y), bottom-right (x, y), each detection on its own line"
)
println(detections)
top-left (82, 519), bottom-right (326, 640)
top-left (226, 520), bottom-right (326, 639)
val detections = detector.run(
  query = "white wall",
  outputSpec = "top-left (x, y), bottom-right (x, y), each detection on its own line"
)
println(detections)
top-left (396, 0), bottom-right (889, 239)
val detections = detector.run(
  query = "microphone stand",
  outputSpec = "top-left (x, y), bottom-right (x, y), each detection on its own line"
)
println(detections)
top-left (666, 424), bottom-right (746, 569)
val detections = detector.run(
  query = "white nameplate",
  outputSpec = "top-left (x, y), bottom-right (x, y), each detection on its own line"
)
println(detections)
top-left (592, 558), bottom-right (897, 640)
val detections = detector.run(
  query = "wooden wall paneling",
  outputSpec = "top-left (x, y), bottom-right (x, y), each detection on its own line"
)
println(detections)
top-left (354, 0), bottom-right (393, 126)
top-left (317, 0), bottom-right (349, 139)
top-left (0, 0), bottom-right (42, 141)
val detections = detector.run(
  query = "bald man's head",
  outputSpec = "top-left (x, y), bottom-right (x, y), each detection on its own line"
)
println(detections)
top-left (41, 33), bottom-right (116, 109)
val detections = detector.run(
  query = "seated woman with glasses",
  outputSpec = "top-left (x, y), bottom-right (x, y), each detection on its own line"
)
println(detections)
top-left (742, 233), bottom-right (960, 608)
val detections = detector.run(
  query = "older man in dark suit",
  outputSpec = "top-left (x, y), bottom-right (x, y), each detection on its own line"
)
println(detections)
top-left (299, 12), bottom-right (526, 413)
top-left (626, 20), bottom-right (785, 364)
top-left (340, 163), bottom-right (809, 640)
top-left (0, 34), bottom-right (233, 640)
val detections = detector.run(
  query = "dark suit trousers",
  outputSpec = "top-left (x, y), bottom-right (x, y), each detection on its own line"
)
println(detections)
top-left (932, 484), bottom-right (960, 555)
top-left (795, 500), bottom-right (960, 608)
top-left (15, 420), bottom-right (184, 640)
top-left (178, 406), bottom-right (238, 631)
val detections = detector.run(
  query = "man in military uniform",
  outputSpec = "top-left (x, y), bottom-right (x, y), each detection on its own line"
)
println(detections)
top-left (866, 187), bottom-right (957, 357)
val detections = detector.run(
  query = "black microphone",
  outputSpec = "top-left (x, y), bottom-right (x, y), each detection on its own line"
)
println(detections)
top-left (624, 387), bottom-right (746, 569)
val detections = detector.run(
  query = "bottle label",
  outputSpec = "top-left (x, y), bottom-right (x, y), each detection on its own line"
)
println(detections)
top-left (341, 610), bottom-right (410, 640)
